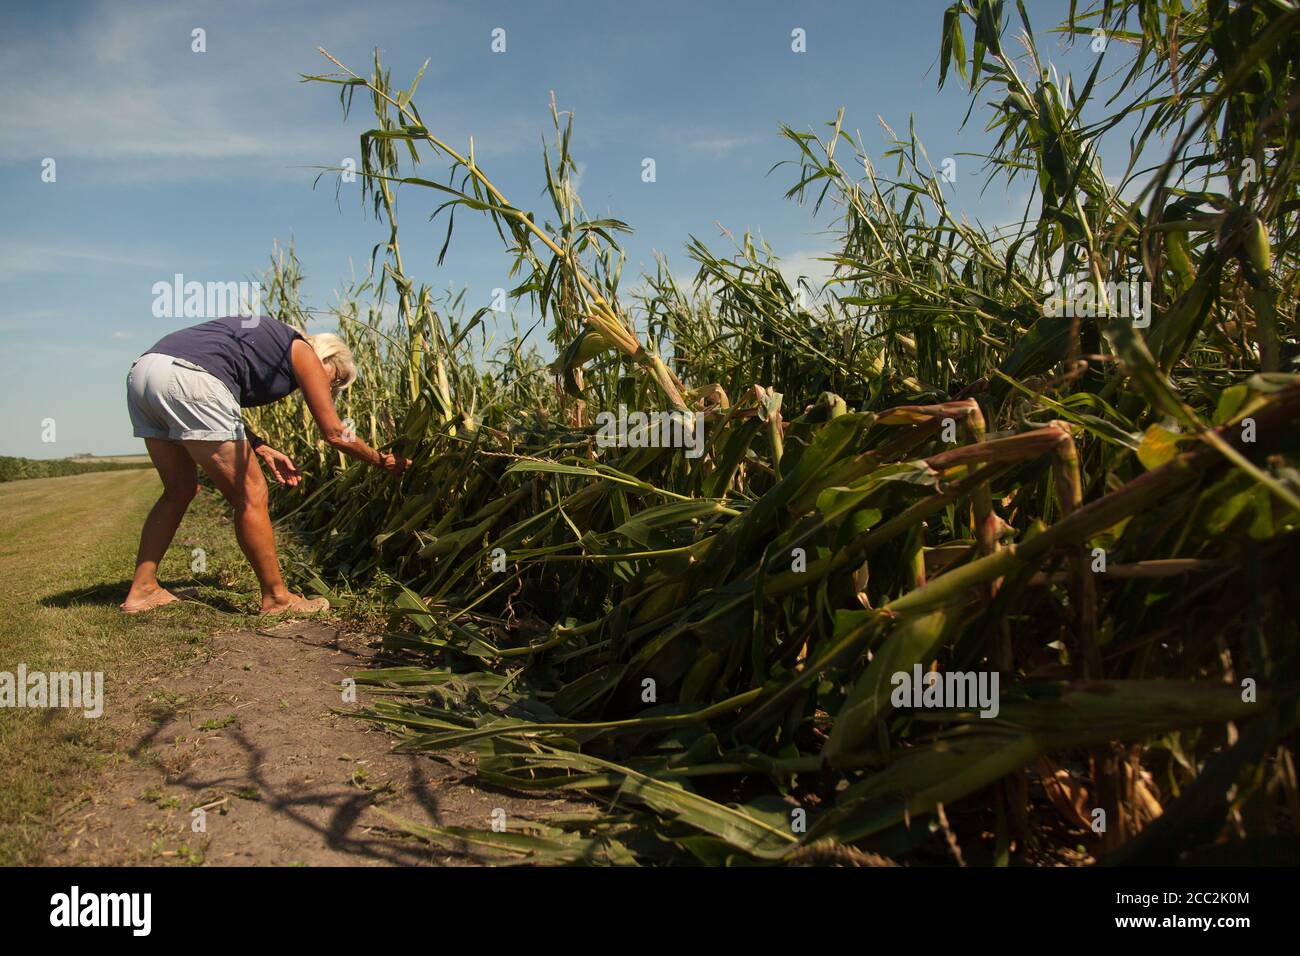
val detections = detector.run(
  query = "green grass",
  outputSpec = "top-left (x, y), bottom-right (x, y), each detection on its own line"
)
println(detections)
top-left (0, 468), bottom-right (261, 864)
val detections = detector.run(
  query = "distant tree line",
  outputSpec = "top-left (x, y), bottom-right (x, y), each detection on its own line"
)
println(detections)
top-left (0, 456), bottom-right (151, 483)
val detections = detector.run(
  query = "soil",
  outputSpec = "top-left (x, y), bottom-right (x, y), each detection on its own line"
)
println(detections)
top-left (40, 620), bottom-right (581, 866)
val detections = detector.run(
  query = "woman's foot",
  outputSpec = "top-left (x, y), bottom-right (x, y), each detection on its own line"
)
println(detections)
top-left (120, 584), bottom-right (180, 614)
top-left (260, 593), bottom-right (330, 616)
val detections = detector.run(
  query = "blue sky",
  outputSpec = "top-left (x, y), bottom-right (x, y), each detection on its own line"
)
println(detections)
top-left (0, 0), bottom-right (1099, 457)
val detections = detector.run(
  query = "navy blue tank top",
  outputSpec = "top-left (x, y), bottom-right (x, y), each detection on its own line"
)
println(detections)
top-left (146, 316), bottom-right (304, 408)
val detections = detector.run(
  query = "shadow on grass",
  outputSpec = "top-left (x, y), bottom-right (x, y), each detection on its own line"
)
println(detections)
top-left (38, 576), bottom-right (249, 614)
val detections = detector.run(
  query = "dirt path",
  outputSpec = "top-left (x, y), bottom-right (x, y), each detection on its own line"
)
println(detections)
top-left (40, 620), bottom-right (579, 866)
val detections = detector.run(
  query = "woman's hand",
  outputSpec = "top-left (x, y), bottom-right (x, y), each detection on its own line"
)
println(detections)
top-left (256, 444), bottom-right (302, 486)
top-left (376, 452), bottom-right (409, 476)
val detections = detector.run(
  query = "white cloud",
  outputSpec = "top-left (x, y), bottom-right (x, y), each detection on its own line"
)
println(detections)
top-left (0, 307), bottom-right (80, 332)
top-left (686, 134), bottom-right (763, 159)
top-left (777, 247), bottom-right (839, 292)
top-left (0, 0), bottom-right (532, 182)
top-left (0, 240), bottom-right (164, 283)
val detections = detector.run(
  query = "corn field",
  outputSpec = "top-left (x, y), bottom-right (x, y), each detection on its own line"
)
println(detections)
top-left (247, 0), bottom-right (1300, 865)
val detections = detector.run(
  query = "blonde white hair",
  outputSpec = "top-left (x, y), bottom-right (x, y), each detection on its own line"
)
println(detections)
top-left (305, 332), bottom-right (358, 390)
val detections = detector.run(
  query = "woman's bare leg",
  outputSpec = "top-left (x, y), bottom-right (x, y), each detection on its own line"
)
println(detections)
top-left (121, 438), bottom-right (198, 613)
top-left (182, 439), bottom-right (325, 614)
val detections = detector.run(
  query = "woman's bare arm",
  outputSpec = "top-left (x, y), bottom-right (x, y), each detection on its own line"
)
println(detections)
top-left (289, 338), bottom-right (405, 473)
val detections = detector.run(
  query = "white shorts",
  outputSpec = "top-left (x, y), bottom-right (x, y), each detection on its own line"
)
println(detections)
top-left (126, 352), bottom-right (248, 443)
